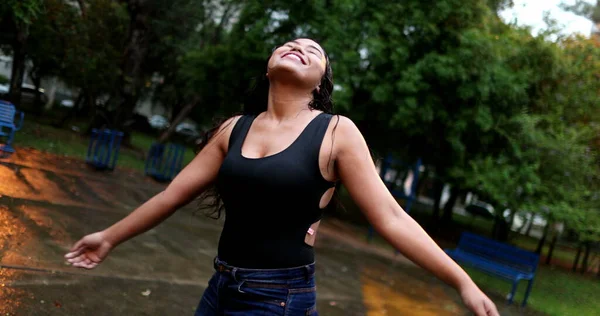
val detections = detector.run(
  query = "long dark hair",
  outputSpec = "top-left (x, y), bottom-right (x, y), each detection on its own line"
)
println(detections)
top-left (197, 45), bottom-right (339, 219)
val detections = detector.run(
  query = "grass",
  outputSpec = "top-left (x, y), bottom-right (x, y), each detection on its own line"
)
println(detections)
top-left (13, 120), bottom-right (195, 173)
top-left (465, 266), bottom-right (600, 316)
top-left (333, 190), bottom-right (598, 316)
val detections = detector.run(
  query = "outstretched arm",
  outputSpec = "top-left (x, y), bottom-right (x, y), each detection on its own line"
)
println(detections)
top-left (333, 117), bottom-right (498, 316)
top-left (65, 116), bottom-right (240, 268)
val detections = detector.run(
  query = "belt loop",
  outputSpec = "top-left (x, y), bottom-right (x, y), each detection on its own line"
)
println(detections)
top-left (304, 265), bottom-right (310, 282)
top-left (231, 267), bottom-right (238, 282)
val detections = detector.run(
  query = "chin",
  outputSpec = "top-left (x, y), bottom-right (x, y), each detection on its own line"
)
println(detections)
top-left (269, 64), bottom-right (308, 83)
top-left (270, 62), bottom-right (320, 87)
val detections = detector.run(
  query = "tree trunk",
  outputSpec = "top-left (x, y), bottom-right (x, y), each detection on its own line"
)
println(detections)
top-left (44, 77), bottom-right (58, 111)
top-left (31, 71), bottom-right (42, 112)
top-left (524, 214), bottom-right (535, 236)
top-left (519, 213), bottom-right (531, 234)
top-left (112, 0), bottom-right (151, 137)
top-left (430, 178), bottom-right (445, 224)
top-left (545, 233), bottom-right (558, 265)
top-left (9, 30), bottom-right (27, 107)
top-left (58, 92), bottom-right (85, 128)
top-left (415, 168), bottom-right (429, 198)
top-left (157, 96), bottom-right (200, 144)
top-left (581, 242), bottom-right (591, 274)
top-left (492, 213), bottom-right (510, 241)
top-left (440, 186), bottom-right (460, 224)
top-left (506, 209), bottom-right (518, 237)
top-left (76, 0), bottom-right (87, 17)
top-left (572, 243), bottom-right (582, 272)
top-left (535, 221), bottom-right (550, 254)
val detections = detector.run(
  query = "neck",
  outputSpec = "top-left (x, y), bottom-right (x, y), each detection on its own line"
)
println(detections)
top-left (266, 80), bottom-right (314, 120)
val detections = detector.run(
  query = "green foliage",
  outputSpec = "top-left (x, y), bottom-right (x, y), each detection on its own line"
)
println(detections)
top-left (0, 0), bottom-right (44, 25)
top-left (461, 34), bottom-right (600, 242)
top-left (9, 0), bottom-right (600, 240)
top-left (0, 74), bottom-right (8, 85)
top-left (466, 265), bottom-right (600, 316)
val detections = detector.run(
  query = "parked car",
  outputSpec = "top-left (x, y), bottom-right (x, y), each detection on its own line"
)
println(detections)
top-left (175, 122), bottom-right (200, 139)
top-left (148, 115), bottom-right (169, 130)
top-left (465, 201), bottom-right (495, 219)
top-left (0, 83), bottom-right (47, 106)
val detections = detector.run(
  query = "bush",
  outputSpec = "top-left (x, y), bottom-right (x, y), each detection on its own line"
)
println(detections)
top-left (0, 74), bottom-right (8, 85)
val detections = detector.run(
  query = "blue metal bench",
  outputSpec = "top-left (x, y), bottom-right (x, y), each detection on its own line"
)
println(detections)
top-left (368, 154), bottom-right (422, 241)
top-left (144, 142), bottom-right (185, 182)
top-left (445, 232), bottom-right (539, 306)
top-left (0, 100), bottom-right (25, 153)
top-left (85, 129), bottom-right (124, 170)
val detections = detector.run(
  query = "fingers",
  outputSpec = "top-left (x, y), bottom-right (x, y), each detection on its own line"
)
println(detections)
top-left (72, 259), bottom-right (98, 270)
top-left (64, 247), bottom-right (85, 259)
top-left (485, 299), bottom-right (499, 316)
top-left (473, 300), bottom-right (488, 316)
top-left (66, 255), bottom-right (87, 264)
top-left (69, 238), bottom-right (86, 252)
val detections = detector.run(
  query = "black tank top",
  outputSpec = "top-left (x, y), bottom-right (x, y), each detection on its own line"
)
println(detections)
top-left (216, 112), bottom-right (335, 268)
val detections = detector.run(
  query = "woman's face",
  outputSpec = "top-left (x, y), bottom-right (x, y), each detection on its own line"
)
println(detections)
top-left (267, 38), bottom-right (327, 89)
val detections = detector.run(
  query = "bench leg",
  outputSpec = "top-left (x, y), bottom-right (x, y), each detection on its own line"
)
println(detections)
top-left (508, 280), bottom-right (519, 305)
top-left (522, 279), bottom-right (534, 307)
top-left (0, 129), bottom-right (16, 153)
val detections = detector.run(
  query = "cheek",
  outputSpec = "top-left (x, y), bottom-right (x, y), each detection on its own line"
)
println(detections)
top-left (267, 49), bottom-right (286, 69)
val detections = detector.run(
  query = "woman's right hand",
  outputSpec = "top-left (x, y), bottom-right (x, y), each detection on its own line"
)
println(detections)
top-left (64, 231), bottom-right (113, 269)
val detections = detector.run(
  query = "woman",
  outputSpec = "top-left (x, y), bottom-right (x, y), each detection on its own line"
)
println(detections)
top-left (65, 38), bottom-right (499, 316)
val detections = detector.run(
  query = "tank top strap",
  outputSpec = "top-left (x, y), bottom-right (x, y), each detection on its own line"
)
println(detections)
top-left (293, 112), bottom-right (334, 161)
top-left (228, 114), bottom-right (257, 151)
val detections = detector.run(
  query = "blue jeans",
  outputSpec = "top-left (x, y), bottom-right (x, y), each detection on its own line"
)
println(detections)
top-left (195, 257), bottom-right (318, 315)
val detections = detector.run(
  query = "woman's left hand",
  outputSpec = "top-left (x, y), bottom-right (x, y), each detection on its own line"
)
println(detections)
top-left (460, 283), bottom-right (499, 316)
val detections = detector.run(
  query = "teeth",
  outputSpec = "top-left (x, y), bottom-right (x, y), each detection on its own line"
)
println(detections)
top-left (285, 54), bottom-right (302, 63)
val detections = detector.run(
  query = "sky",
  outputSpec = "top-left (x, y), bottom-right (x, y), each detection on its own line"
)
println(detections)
top-left (499, 0), bottom-right (595, 36)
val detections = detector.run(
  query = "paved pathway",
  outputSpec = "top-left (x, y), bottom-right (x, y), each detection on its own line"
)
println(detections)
top-left (0, 148), bottom-right (537, 315)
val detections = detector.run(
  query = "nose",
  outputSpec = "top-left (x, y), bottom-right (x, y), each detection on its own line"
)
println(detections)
top-left (288, 43), bottom-right (305, 55)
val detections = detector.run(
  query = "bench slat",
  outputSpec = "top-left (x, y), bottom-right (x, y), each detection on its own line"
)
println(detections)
top-left (0, 102), bottom-right (16, 123)
top-left (445, 232), bottom-right (539, 306)
top-left (458, 232), bottom-right (539, 268)
top-left (446, 249), bottom-right (535, 280)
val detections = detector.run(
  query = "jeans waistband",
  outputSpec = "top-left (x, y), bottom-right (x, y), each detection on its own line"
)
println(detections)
top-left (213, 257), bottom-right (315, 281)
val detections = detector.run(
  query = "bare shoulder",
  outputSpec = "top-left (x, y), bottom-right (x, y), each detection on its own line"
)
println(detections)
top-left (205, 115), bottom-right (243, 153)
top-left (330, 115), bottom-right (368, 153)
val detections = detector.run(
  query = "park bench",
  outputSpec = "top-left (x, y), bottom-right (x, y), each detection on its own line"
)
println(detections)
top-left (444, 232), bottom-right (539, 306)
top-left (0, 100), bottom-right (25, 153)
top-left (85, 128), bottom-right (124, 170)
top-left (145, 142), bottom-right (185, 182)
top-left (367, 155), bottom-right (422, 241)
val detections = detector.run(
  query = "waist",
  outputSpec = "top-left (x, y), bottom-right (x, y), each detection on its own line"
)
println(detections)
top-left (217, 221), bottom-right (317, 268)
top-left (213, 257), bottom-right (315, 281)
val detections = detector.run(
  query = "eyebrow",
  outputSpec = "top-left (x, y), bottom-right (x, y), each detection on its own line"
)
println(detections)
top-left (291, 40), bottom-right (324, 57)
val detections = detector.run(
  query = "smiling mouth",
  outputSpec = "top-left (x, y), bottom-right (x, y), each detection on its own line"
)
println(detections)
top-left (282, 52), bottom-right (306, 65)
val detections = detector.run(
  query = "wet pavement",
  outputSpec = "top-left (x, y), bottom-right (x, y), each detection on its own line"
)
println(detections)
top-left (0, 148), bottom-right (538, 315)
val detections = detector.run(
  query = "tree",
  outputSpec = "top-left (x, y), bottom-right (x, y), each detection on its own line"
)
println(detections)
top-left (461, 32), bottom-right (600, 242)
top-left (26, 0), bottom-right (77, 112)
top-left (58, 0), bottom-right (128, 127)
top-left (0, 0), bottom-right (44, 107)
top-left (151, 0), bottom-right (242, 143)
top-left (561, 1), bottom-right (600, 39)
